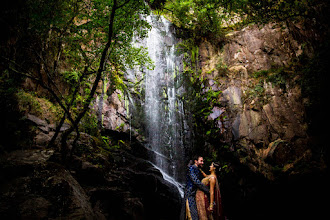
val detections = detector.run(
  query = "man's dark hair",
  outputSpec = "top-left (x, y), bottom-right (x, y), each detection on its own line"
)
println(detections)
top-left (187, 155), bottom-right (202, 167)
top-left (193, 155), bottom-right (202, 162)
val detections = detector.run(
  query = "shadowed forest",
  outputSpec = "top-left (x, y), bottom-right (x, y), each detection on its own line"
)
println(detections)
top-left (1, 0), bottom-right (329, 219)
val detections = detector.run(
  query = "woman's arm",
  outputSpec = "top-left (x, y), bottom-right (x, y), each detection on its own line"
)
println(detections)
top-left (199, 168), bottom-right (207, 178)
top-left (208, 176), bottom-right (216, 211)
top-left (188, 166), bottom-right (209, 193)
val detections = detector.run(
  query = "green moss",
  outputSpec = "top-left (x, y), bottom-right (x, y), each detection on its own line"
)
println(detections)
top-left (16, 90), bottom-right (63, 123)
top-left (252, 65), bottom-right (294, 92)
top-left (243, 81), bottom-right (266, 105)
top-left (80, 113), bottom-right (99, 137)
top-left (16, 91), bottom-right (40, 113)
top-left (216, 57), bottom-right (228, 77)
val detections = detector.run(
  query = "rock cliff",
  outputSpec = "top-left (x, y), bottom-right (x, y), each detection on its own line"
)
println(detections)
top-left (197, 22), bottom-right (328, 219)
top-left (197, 23), bottom-right (322, 180)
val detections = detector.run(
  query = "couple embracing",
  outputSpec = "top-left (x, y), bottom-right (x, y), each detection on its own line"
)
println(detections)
top-left (181, 156), bottom-right (224, 220)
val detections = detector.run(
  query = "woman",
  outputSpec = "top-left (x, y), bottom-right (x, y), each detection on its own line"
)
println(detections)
top-left (196, 162), bottom-right (224, 220)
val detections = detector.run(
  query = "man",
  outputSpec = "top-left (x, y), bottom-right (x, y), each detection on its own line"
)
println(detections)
top-left (181, 156), bottom-right (210, 220)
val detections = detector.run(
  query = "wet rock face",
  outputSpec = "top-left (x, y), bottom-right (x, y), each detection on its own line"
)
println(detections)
top-left (223, 23), bottom-right (302, 73)
top-left (101, 89), bottom-right (129, 132)
top-left (199, 23), bottom-right (310, 179)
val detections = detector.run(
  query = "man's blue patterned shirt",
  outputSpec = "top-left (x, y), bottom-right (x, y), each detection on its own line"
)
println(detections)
top-left (184, 165), bottom-right (209, 198)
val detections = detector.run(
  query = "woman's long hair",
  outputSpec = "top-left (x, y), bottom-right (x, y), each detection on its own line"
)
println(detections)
top-left (212, 162), bottom-right (220, 171)
top-left (211, 162), bottom-right (225, 220)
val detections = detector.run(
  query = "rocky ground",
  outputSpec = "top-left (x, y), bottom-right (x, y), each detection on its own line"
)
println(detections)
top-left (0, 114), bottom-right (182, 220)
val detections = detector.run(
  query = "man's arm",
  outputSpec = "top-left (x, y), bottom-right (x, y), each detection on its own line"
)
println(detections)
top-left (188, 166), bottom-right (209, 193)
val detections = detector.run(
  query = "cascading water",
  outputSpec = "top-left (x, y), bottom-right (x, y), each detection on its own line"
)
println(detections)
top-left (127, 15), bottom-right (188, 197)
top-left (144, 15), bottom-right (186, 197)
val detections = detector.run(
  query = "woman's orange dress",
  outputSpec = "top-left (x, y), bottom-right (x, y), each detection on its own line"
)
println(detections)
top-left (196, 176), bottom-right (224, 220)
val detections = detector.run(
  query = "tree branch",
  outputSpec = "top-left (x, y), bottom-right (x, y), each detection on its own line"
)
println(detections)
top-left (61, 0), bottom-right (119, 160)
top-left (117, 0), bottom-right (131, 9)
top-left (3, 57), bottom-right (76, 127)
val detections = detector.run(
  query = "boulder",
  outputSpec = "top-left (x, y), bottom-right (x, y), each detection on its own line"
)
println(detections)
top-left (0, 150), bottom-right (96, 219)
top-left (26, 114), bottom-right (48, 127)
top-left (19, 197), bottom-right (51, 219)
top-left (222, 86), bottom-right (242, 108)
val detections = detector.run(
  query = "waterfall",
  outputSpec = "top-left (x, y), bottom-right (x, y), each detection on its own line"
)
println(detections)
top-left (127, 15), bottom-right (187, 197)
top-left (144, 15), bottom-right (186, 194)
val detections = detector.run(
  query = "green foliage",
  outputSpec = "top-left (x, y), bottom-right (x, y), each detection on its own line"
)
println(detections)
top-left (177, 39), bottom-right (199, 69)
top-left (159, 0), bottom-right (325, 39)
top-left (216, 57), bottom-right (228, 77)
top-left (147, 0), bottom-right (167, 10)
top-left (0, 72), bottom-right (33, 151)
top-left (16, 90), bottom-right (64, 122)
top-left (179, 47), bottom-right (223, 154)
top-left (244, 81), bottom-right (267, 105)
top-left (252, 70), bottom-right (269, 78)
top-left (80, 111), bottom-right (99, 137)
top-left (163, 0), bottom-right (226, 42)
top-left (223, 0), bottom-right (312, 24)
top-left (58, 0), bottom-right (153, 96)
top-left (204, 150), bottom-right (218, 164)
top-left (62, 70), bottom-right (80, 85)
top-left (159, 0), bottom-right (316, 44)
top-left (220, 164), bottom-right (230, 173)
top-left (16, 90), bottom-right (42, 116)
top-left (115, 123), bottom-right (126, 131)
top-left (27, 0), bottom-right (79, 36)
top-left (1, 0), bottom-right (154, 156)
top-left (244, 67), bottom-right (291, 105)
top-left (101, 136), bottom-right (111, 147)
top-left (253, 65), bottom-right (294, 91)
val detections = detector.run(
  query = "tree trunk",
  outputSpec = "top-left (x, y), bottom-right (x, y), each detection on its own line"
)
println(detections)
top-left (97, 76), bottom-right (105, 129)
top-left (61, 0), bottom-right (118, 161)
